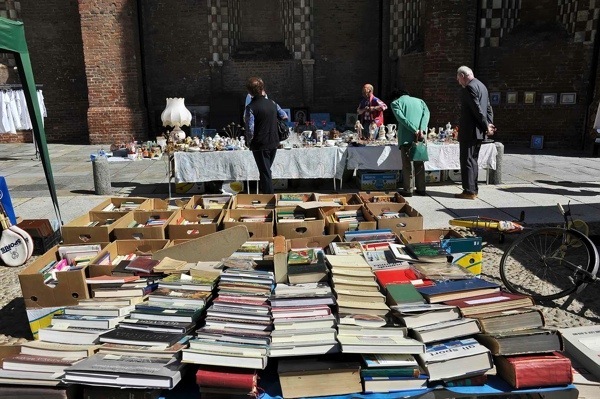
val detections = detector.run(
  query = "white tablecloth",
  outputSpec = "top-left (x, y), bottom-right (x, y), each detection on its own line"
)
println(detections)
top-left (174, 147), bottom-right (347, 183)
top-left (345, 143), bottom-right (497, 171)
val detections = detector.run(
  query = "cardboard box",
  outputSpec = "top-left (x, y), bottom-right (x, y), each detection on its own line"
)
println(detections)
top-left (425, 170), bottom-right (443, 183)
top-left (223, 209), bottom-right (274, 239)
top-left (275, 207), bottom-right (325, 239)
top-left (19, 245), bottom-right (93, 308)
top-left (0, 344), bottom-right (22, 360)
top-left (90, 197), bottom-right (151, 213)
top-left (276, 193), bottom-right (313, 207)
top-left (112, 210), bottom-right (176, 240)
top-left (231, 194), bottom-right (276, 209)
top-left (88, 239), bottom-right (170, 277)
top-left (184, 194), bottom-right (232, 210)
top-left (61, 211), bottom-right (126, 244)
top-left (320, 205), bottom-right (377, 235)
top-left (399, 228), bottom-right (483, 275)
top-left (145, 198), bottom-right (171, 211)
top-left (286, 234), bottom-right (342, 251)
top-left (175, 182), bottom-right (205, 194)
top-left (26, 306), bottom-right (64, 339)
top-left (167, 209), bottom-right (223, 240)
top-left (365, 202), bottom-right (424, 234)
top-left (357, 171), bottom-right (398, 191)
top-left (312, 193), bottom-right (363, 206)
top-left (359, 191), bottom-right (407, 204)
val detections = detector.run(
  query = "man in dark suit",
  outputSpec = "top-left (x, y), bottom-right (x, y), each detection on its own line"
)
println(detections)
top-left (455, 66), bottom-right (496, 200)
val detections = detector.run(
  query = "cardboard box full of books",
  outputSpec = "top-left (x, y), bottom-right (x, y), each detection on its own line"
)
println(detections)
top-left (275, 207), bottom-right (325, 238)
top-left (365, 202), bottom-right (424, 234)
top-left (90, 197), bottom-right (151, 213)
top-left (223, 209), bottom-right (274, 239)
top-left (61, 211), bottom-right (126, 244)
top-left (19, 244), bottom-right (109, 307)
top-left (87, 239), bottom-right (170, 277)
top-left (184, 194), bottom-right (232, 210)
top-left (112, 210), bottom-right (176, 240)
top-left (320, 205), bottom-right (377, 235)
top-left (231, 194), bottom-right (276, 209)
top-left (359, 191), bottom-right (407, 204)
top-left (399, 229), bottom-right (483, 275)
top-left (312, 193), bottom-right (363, 206)
top-left (167, 208), bottom-right (224, 240)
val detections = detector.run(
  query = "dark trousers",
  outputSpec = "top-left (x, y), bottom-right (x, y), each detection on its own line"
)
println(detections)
top-left (459, 140), bottom-right (482, 194)
top-left (252, 149), bottom-right (277, 194)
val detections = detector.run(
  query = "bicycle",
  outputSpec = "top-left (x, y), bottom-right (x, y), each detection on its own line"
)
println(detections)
top-left (499, 203), bottom-right (599, 301)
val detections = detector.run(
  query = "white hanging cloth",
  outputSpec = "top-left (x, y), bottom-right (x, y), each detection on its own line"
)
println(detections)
top-left (8, 91), bottom-right (22, 131)
top-left (3, 92), bottom-right (15, 133)
top-left (0, 89), bottom-right (47, 133)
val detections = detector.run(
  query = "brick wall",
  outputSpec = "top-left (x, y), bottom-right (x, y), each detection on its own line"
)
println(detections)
top-left (16, 0), bottom-right (89, 144)
top-left (79, 0), bottom-right (147, 144)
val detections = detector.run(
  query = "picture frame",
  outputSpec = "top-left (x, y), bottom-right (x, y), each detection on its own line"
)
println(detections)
top-left (560, 93), bottom-right (577, 105)
top-left (490, 92), bottom-right (500, 106)
top-left (531, 135), bottom-right (544, 150)
top-left (506, 92), bottom-right (517, 104)
top-left (541, 93), bottom-right (557, 105)
top-left (281, 108), bottom-right (292, 121)
top-left (345, 113), bottom-right (358, 127)
top-left (292, 107), bottom-right (309, 123)
top-left (524, 92), bottom-right (535, 104)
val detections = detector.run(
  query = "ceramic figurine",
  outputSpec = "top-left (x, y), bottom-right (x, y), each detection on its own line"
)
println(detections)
top-left (377, 125), bottom-right (386, 140)
top-left (354, 120), bottom-right (363, 138)
top-left (369, 121), bottom-right (377, 141)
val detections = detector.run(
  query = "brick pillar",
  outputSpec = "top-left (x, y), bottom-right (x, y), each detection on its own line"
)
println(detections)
top-left (422, 0), bottom-right (477, 127)
top-left (301, 59), bottom-right (315, 106)
top-left (79, 0), bottom-right (147, 144)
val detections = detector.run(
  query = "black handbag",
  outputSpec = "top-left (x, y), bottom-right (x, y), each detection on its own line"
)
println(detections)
top-left (277, 118), bottom-right (289, 141)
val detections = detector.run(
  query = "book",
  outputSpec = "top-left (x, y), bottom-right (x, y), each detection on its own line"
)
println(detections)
top-left (404, 242), bottom-right (450, 262)
top-left (195, 366), bottom-right (258, 395)
top-left (416, 279), bottom-right (500, 303)
top-left (391, 303), bottom-right (461, 329)
top-left (470, 307), bottom-right (545, 334)
top-left (385, 283), bottom-right (425, 306)
top-left (413, 262), bottom-right (475, 279)
top-left (416, 337), bottom-right (493, 381)
top-left (19, 341), bottom-right (100, 359)
top-left (443, 291), bottom-right (535, 315)
top-left (98, 337), bottom-right (190, 359)
top-left (64, 304), bottom-right (134, 317)
top-left (277, 358), bottom-right (362, 398)
top-left (158, 273), bottom-right (217, 291)
top-left (1, 354), bottom-right (81, 373)
top-left (267, 341), bottom-right (340, 358)
top-left (98, 328), bottom-right (186, 348)
top-left (325, 254), bottom-right (371, 269)
top-left (361, 353), bottom-right (418, 368)
top-left (92, 282), bottom-right (158, 298)
top-left (118, 318), bottom-right (196, 334)
top-left (329, 241), bottom-right (363, 255)
top-left (181, 349), bottom-right (267, 369)
top-left (51, 314), bottom-right (123, 329)
top-left (287, 248), bottom-right (318, 265)
top-left (148, 287), bottom-right (211, 306)
top-left (374, 267), bottom-right (434, 288)
top-left (63, 353), bottom-right (183, 389)
top-left (362, 374), bottom-right (428, 393)
top-left (37, 326), bottom-right (110, 345)
top-left (560, 325), bottom-right (600, 381)
top-left (494, 352), bottom-right (573, 389)
top-left (410, 317), bottom-right (481, 343)
top-left (443, 374), bottom-right (488, 387)
top-left (124, 257), bottom-right (160, 273)
top-left (337, 334), bottom-right (425, 354)
top-left (476, 328), bottom-right (563, 355)
top-left (338, 314), bottom-right (387, 328)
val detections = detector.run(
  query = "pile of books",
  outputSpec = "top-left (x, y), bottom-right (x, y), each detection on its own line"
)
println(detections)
top-left (39, 244), bottom-right (103, 286)
top-left (327, 209), bottom-right (365, 230)
top-left (125, 218), bottom-right (169, 228)
top-left (101, 201), bottom-right (143, 212)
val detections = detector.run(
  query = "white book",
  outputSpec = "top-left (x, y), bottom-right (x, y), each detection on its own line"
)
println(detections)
top-left (337, 334), bottom-right (425, 354)
top-left (181, 349), bottom-right (267, 369)
top-left (268, 341), bottom-right (339, 358)
top-left (560, 325), bottom-right (600, 380)
top-left (410, 317), bottom-right (481, 343)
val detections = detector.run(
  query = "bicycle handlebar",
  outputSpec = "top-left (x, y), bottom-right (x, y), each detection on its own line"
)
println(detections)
top-left (557, 203), bottom-right (565, 216)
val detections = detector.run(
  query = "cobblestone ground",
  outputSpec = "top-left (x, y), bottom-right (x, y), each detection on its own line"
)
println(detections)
top-left (1, 225), bottom-right (599, 340)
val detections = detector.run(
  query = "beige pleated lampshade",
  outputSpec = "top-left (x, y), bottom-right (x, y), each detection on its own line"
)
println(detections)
top-left (161, 97), bottom-right (192, 127)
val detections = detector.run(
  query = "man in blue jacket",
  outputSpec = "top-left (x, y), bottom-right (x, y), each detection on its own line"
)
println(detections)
top-left (455, 66), bottom-right (496, 200)
top-left (391, 89), bottom-right (430, 197)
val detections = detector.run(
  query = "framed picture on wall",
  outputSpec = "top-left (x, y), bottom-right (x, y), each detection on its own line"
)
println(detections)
top-left (507, 92), bottom-right (517, 104)
top-left (292, 107), bottom-right (309, 123)
top-left (281, 108), bottom-right (292, 121)
top-left (560, 93), bottom-right (577, 105)
top-left (524, 92), bottom-right (535, 104)
top-left (490, 92), bottom-right (501, 106)
top-left (541, 93), bottom-right (557, 105)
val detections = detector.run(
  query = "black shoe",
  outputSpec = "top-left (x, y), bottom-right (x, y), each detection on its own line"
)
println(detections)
top-left (414, 190), bottom-right (427, 196)
top-left (398, 190), bottom-right (413, 197)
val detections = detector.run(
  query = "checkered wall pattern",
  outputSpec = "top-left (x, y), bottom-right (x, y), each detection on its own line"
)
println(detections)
top-left (479, 0), bottom-right (521, 47)
top-left (207, 0), bottom-right (241, 62)
top-left (558, 0), bottom-right (599, 43)
top-left (389, 0), bottom-right (420, 57)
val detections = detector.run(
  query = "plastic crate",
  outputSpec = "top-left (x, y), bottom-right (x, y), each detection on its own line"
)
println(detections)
top-left (32, 230), bottom-right (62, 255)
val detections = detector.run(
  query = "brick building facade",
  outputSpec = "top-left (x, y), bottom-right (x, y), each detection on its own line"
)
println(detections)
top-left (0, 0), bottom-right (598, 150)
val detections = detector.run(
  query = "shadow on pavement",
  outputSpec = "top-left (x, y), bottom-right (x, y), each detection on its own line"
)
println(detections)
top-left (0, 297), bottom-right (33, 340)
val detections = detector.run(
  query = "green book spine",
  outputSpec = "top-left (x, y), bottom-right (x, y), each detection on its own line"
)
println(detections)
top-left (361, 367), bottom-right (420, 378)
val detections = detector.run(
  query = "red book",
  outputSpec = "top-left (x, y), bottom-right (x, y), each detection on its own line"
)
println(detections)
top-left (494, 352), bottom-right (573, 389)
top-left (196, 366), bottom-right (258, 394)
top-left (374, 268), bottom-right (434, 288)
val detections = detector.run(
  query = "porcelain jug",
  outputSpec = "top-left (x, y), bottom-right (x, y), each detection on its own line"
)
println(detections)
top-left (386, 124), bottom-right (397, 140)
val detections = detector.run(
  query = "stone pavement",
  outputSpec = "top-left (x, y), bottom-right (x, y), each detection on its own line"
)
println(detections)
top-left (1, 142), bottom-right (600, 336)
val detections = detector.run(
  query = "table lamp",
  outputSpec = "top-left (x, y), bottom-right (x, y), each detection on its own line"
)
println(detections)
top-left (161, 98), bottom-right (192, 141)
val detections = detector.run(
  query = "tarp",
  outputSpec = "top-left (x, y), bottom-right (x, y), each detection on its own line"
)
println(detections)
top-left (0, 17), bottom-right (62, 224)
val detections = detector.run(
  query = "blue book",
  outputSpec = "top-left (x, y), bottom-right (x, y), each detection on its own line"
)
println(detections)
top-left (416, 279), bottom-right (500, 303)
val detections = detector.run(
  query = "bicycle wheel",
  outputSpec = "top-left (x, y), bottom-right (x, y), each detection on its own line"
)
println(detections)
top-left (499, 227), bottom-right (598, 301)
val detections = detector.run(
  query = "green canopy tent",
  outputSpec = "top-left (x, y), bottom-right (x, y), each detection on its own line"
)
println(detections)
top-left (0, 17), bottom-right (62, 224)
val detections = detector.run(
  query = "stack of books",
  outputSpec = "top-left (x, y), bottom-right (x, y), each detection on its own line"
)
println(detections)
top-left (360, 353), bottom-right (428, 393)
top-left (326, 254), bottom-right (390, 317)
top-left (182, 267), bottom-right (275, 370)
top-left (229, 241), bottom-right (273, 261)
top-left (101, 201), bottom-right (143, 212)
top-left (125, 218), bottom-right (169, 228)
top-left (268, 282), bottom-right (338, 357)
top-left (344, 229), bottom-right (396, 245)
top-left (328, 209), bottom-right (366, 230)
top-left (87, 275), bottom-right (158, 299)
top-left (286, 248), bottom-right (328, 284)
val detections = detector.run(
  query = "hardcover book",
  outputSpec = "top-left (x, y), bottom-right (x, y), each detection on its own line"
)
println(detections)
top-left (195, 366), bottom-right (258, 395)
top-left (375, 267), bottom-right (434, 288)
top-left (416, 279), bottom-right (500, 303)
top-left (391, 303), bottom-right (461, 329)
top-left (385, 283), bottom-right (426, 306)
top-left (470, 307), bottom-right (545, 334)
top-left (476, 328), bottom-right (563, 355)
top-left (443, 291), bottom-right (534, 315)
top-left (410, 317), bottom-right (481, 344)
top-left (560, 325), bottom-right (600, 380)
top-left (493, 352), bottom-right (573, 389)
top-left (98, 327), bottom-right (186, 348)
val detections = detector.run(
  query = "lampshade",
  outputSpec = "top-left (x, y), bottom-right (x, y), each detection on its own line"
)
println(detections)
top-left (161, 98), bottom-right (192, 127)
